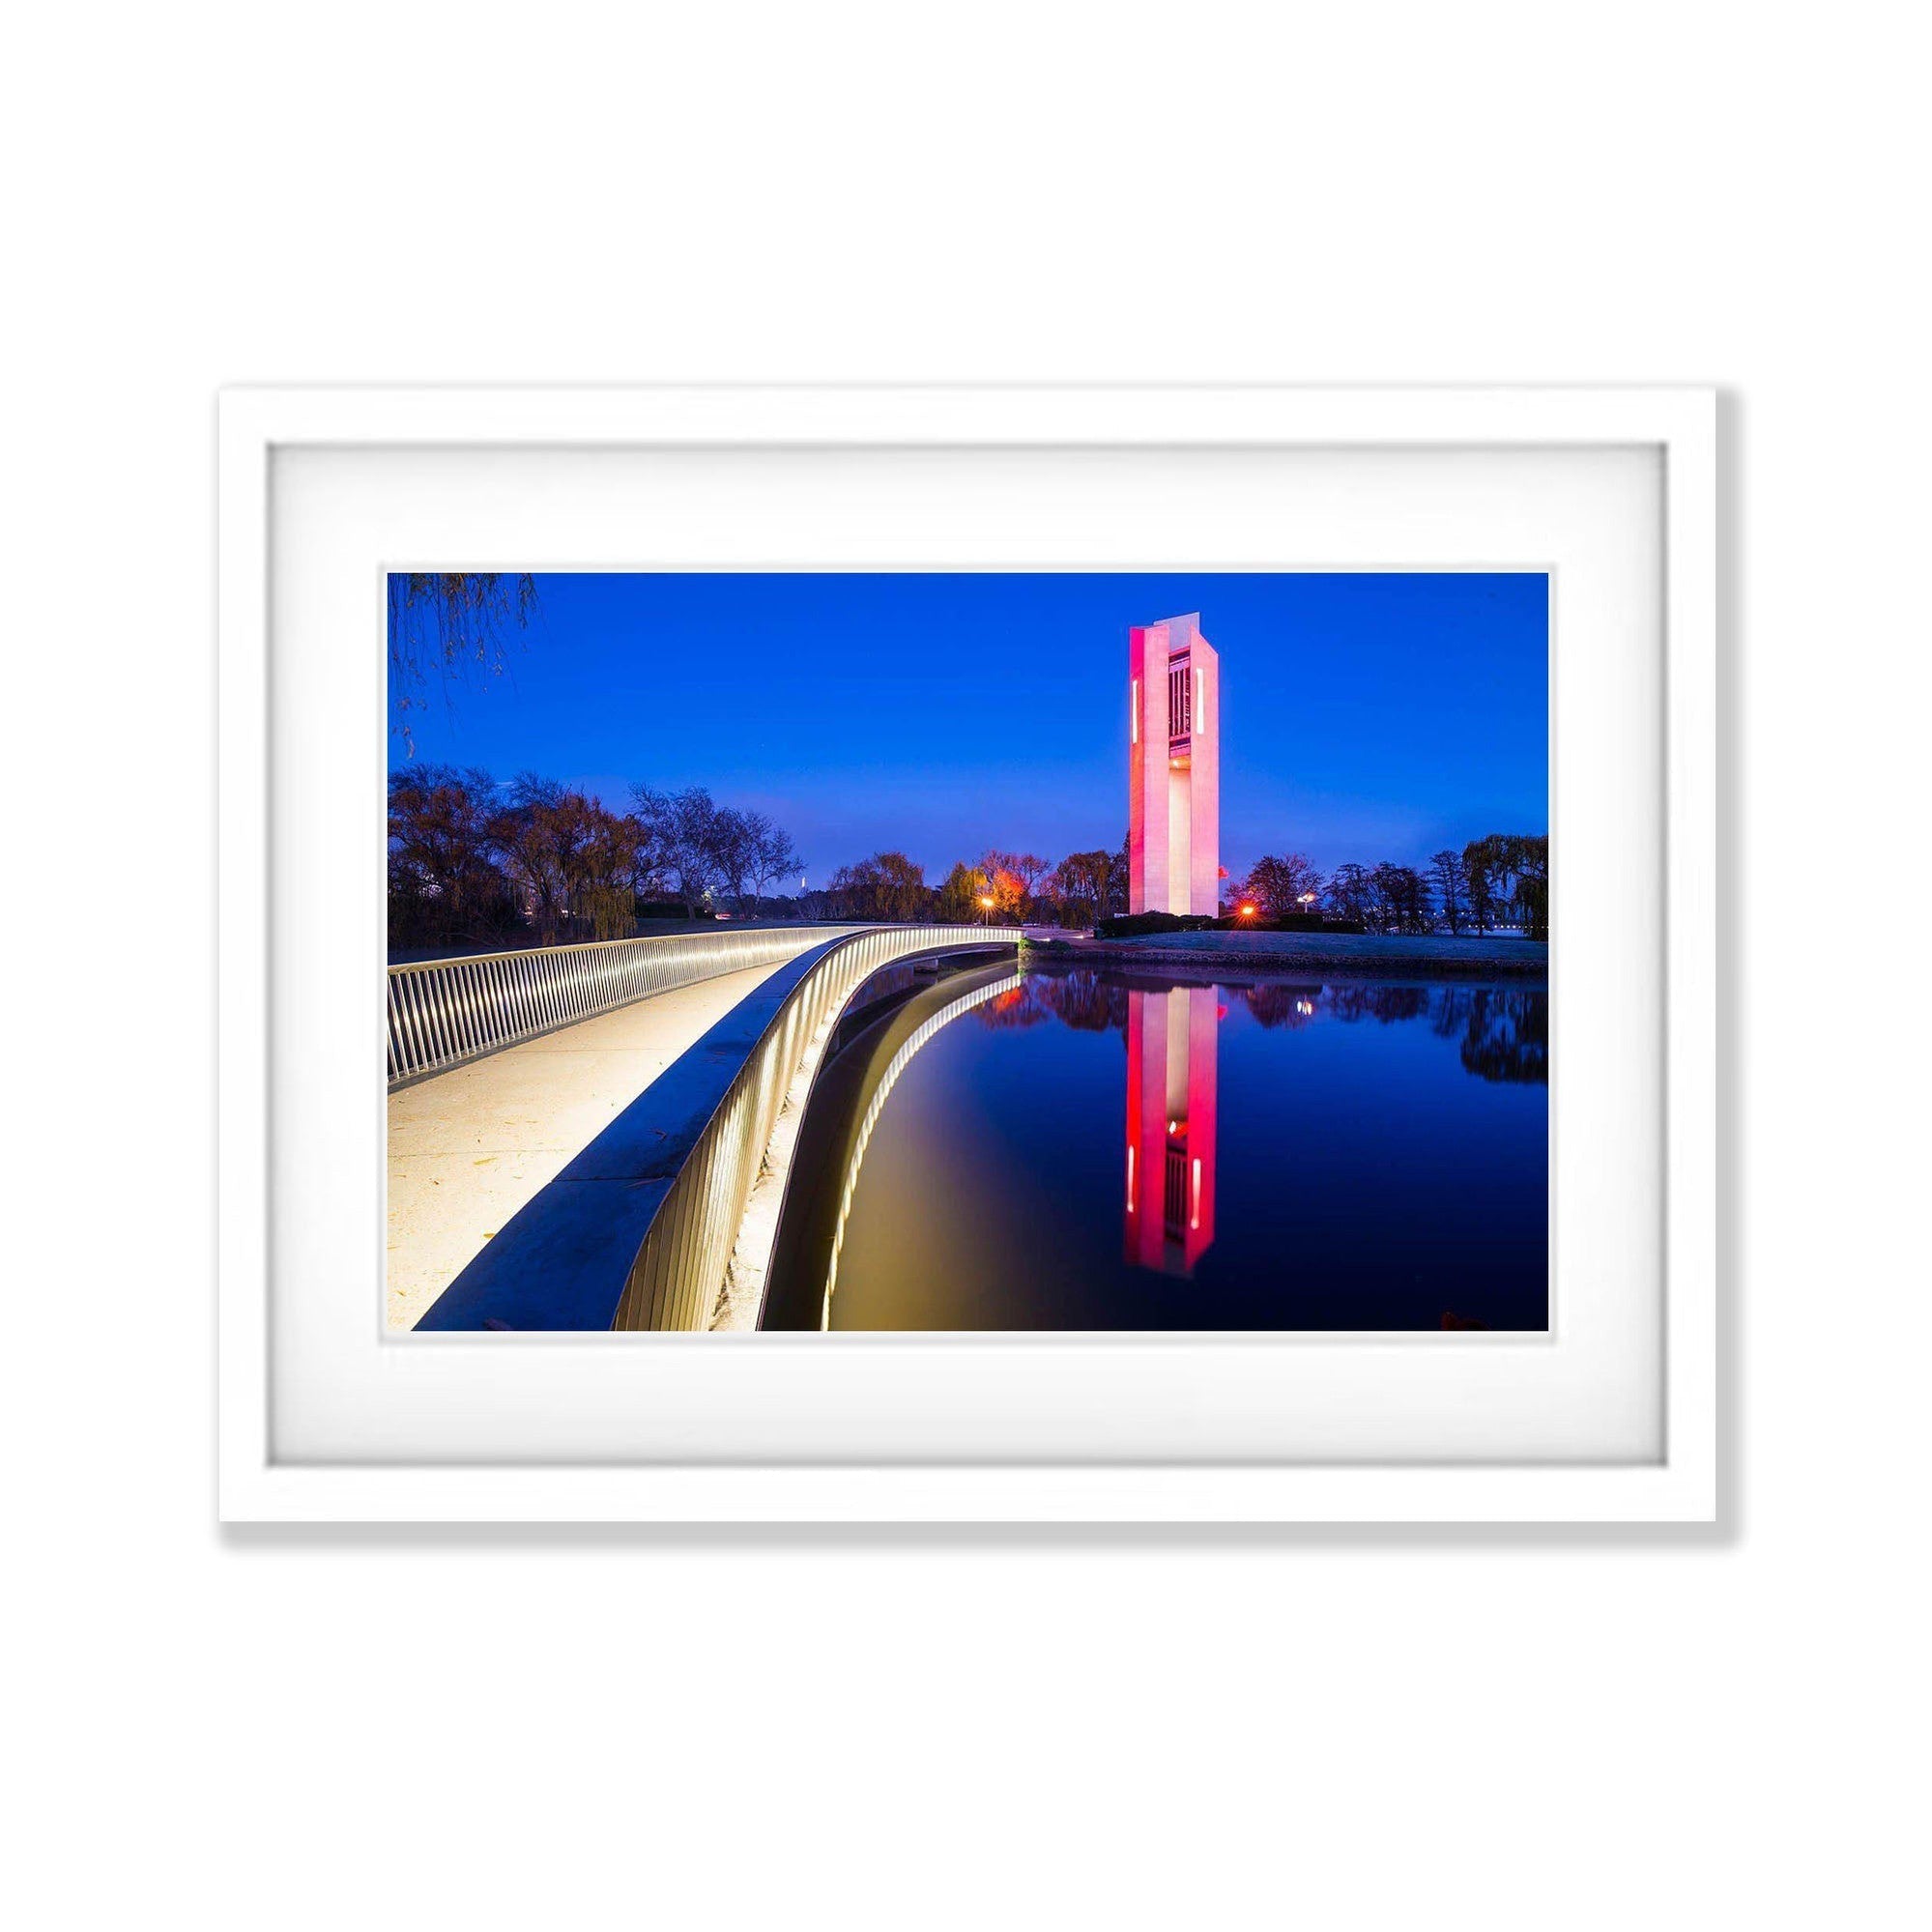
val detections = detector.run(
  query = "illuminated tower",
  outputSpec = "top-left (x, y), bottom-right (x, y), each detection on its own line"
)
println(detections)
top-left (1124, 984), bottom-right (1219, 1277)
top-left (1128, 614), bottom-right (1220, 916)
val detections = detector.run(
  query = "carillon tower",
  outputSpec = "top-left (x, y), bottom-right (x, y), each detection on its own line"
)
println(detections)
top-left (1128, 614), bottom-right (1220, 916)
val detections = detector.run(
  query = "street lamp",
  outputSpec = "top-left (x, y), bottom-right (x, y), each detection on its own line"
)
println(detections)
top-left (978, 893), bottom-right (995, 928)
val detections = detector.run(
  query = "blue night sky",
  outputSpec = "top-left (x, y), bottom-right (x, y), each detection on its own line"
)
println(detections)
top-left (389, 571), bottom-right (1548, 884)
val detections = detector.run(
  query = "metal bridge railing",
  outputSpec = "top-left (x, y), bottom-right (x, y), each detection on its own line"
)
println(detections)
top-left (386, 926), bottom-right (859, 1089)
top-left (613, 926), bottom-right (1023, 1331)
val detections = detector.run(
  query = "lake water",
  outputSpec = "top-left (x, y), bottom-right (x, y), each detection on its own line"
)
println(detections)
top-left (762, 962), bottom-right (1548, 1333)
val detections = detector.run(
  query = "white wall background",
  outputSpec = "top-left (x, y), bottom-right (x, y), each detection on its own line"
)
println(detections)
top-left (5, 4), bottom-right (1924, 1927)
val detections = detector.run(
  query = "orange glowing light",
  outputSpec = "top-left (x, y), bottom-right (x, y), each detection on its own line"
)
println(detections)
top-left (1239, 903), bottom-right (1257, 918)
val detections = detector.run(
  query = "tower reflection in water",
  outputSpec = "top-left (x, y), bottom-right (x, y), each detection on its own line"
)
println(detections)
top-left (1124, 984), bottom-right (1218, 1277)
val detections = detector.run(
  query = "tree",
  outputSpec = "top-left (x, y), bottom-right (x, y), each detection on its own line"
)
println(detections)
top-left (1242, 851), bottom-right (1324, 917)
top-left (827, 851), bottom-right (928, 921)
top-left (387, 764), bottom-right (518, 946)
top-left (980, 850), bottom-right (1052, 918)
top-left (388, 764), bottom-right (502, 915)
top-left (388, 573), bottom-right (538, 751)
top-left (707, 806), bottom-right (759, 914)
top-left (1109, 835), bottom-right (1131, 916)
top-left (488, 773), bottom-right (570, 937)
top-left (937, 860), bottom-right (988, 924)
top-left (1463, 847), bottom-right (1497, 932)
top-left (489, 774), bottom-right (639, 943)
top-left (1369, 862), bottom-right (1432, 934)
top-left (701, 805), bottom-right (805, 916)
top-left (1053, 850), bottom-right (1117, 929)
top-left (1429, 849), bottom-right (1471, 934)
top-left (742, 811), bottom-right (803, 915)
top-left (872, 851), bottom-right (929, 920)
top-left (1511, 834), bottom-right (1550, 941)
top-left (1326, 862), bottom-right (1374, 929)
top-left (572, 800), bottom-right (646, 939)
top-left (1463, 832), bottom-right (1550, 940)
top-left (982, 864), bottom-right (1030, 923)
top-left (629, 784), bottom-right (723, 911)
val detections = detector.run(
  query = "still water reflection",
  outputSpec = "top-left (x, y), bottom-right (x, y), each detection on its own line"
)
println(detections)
top-left (767, 965), bottom-right (1548, 1333)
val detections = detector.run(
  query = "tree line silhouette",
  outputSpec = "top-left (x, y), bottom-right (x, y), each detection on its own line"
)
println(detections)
top-left (389, 763), bottom-right (1547, 952)
top-left (388, 767), bottom-right (802, 949)
top-left (1231, 834), bottom-right (1548, 940)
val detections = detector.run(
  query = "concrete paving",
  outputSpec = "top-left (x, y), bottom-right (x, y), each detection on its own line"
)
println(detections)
top-left (386, 962), bottom-right (787, 1331)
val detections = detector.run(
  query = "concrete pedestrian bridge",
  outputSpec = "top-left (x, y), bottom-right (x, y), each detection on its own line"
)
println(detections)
top-left (388, 924), bottom-right (1021, 1332)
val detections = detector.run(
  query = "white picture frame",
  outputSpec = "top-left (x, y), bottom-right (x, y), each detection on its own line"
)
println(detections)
top-left (218, 385), bottom-right (1716, 1523)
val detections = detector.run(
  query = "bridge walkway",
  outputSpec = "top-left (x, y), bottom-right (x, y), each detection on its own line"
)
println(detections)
top-left (386, 961), bottom-right (784, 1330)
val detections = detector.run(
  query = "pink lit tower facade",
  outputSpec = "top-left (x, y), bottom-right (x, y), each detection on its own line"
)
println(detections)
top-left (1128, 614), bottom-right (1220, 916)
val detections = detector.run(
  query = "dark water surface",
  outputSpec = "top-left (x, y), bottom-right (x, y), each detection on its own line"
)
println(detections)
top-left (765, 964), bottom-right (1548, 1333)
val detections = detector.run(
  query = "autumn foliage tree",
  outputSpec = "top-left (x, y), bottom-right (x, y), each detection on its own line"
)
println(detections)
top-left (977, 850), bottom-right (1051, 919)
top-left (982, 864), bottom-right (1030, 923)
top-left (388, 765), bottom-right (810, 950)
top-left (387, 764), bottom-right (524, 946)
top-left (488, 774), bottom-right (638, 942)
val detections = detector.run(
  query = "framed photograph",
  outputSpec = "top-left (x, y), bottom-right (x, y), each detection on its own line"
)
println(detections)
top-left (218, 385), bottom-right (1716, 1522)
